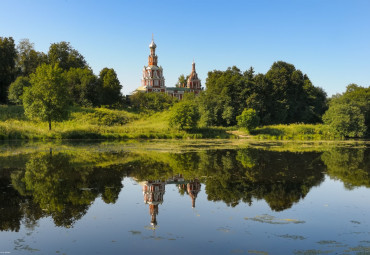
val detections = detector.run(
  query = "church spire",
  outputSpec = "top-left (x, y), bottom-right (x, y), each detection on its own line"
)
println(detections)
top-left (148, 35), bottom-right (157, 66)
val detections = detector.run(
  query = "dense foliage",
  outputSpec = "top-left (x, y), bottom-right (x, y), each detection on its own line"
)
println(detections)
top-left (0, 37), bottom-right (17, 103)
top-left (129, 92), bottom-right (177, 112)
top-left (97, 68), bottom-right (123, 106)
top-left (23, 64), bottom-right (70, 130)
top-left (199, 62), bottom-right (327, 126)
top-left (236, 108), bottom-right (259, 131)
top-left (8, 76), bottom-right (30, 105)
top-left (169, 100), bottom-right (200, 130)
top-left (323, 84), bottom-right (369, 138)
top-left (1, 37), bottom-right (123, 108)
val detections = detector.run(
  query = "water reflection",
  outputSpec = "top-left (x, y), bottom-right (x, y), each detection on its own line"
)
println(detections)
top-left (140, 176), bottom-right (201, 226)
top-left (0, 145), bottom-right (369, 232)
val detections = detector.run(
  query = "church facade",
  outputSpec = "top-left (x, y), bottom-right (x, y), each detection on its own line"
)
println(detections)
top-left (136, 37), bottom-right (202, 100)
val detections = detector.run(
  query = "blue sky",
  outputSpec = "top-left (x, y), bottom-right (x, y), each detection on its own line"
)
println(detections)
top-left (1, 0), bottom-right (370, 96)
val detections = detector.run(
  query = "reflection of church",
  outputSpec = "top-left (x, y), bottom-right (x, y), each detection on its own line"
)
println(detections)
top-left (135, 36), bottom-right (203, 100)
top-left (140, 175), bottom-right (201, 226)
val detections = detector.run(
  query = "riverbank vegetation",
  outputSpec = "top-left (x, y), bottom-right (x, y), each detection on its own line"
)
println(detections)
top-left (1, 36), bottom-right (369, 140)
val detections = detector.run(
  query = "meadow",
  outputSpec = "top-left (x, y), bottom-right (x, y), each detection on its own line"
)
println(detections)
top-left (0, 105), bottom-right (234, 140)
top-left (0, 105), bottom-right (352, 141)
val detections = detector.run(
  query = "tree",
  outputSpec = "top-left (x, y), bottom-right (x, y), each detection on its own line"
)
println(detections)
top-left (176, 74), bottom-right (189, 87)
top-left (169, 100), bottom-right (200, 130)
top-left (236, 108), bottom-right (260, 132)
top-left (97, 68), bottom-right (123, 106)
top-left (323, 103), bottom-right (366, 138)
top-left (65, 67), bottom-right (98, 106)
top-left (8, 76), bottom-right (30, 104)
top-left (23, 64), bottom-right (70, 130)
top-left (48, 41), bottom-right (87, 71)
top-left (16, 39), bottom-right (48, 77)
top-left (0, 37), bottom-right (17, 103)
top-left (323, 84), bottom-right (369, 138)
top-left (130, 92), bottom-right (177, 112)
top-left (262, 61), bottom-right (327, 124)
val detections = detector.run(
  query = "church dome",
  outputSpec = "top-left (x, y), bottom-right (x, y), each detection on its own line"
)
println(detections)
top-left (149, 40), bottom-right (156, 49)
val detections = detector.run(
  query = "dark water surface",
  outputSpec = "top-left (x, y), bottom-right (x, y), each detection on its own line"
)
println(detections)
top-left (0, 141), bottom-right (370, 254)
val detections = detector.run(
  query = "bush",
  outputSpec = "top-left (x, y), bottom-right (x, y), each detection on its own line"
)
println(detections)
top-left (169, 101), bottom-right (200, 130)
top-left (323, 103), bottom-right (366, 138)
top-left (8, 76), bottom-right (30, 105)
top-left (236, 108), bottom-right (259, 132)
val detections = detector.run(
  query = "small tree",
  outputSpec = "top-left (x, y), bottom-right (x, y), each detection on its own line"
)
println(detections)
top-left (98, 68), bottom-right (122, 106)
top-left (8, 76), bottom-right (30, 104)
top-left (169, 100), bottom-right (200, 130)
top-left (323, 103), bottom-right (366, 138)
top-left (236, 108), bottom-right (259, 132)
top-left (23, 64), bottom-right (70, 130)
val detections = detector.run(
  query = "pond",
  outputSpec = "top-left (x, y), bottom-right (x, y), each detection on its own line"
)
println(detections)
top-left (0, 141), bottom-right (369, 254)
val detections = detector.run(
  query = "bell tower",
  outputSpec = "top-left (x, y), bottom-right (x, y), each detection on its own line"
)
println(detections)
top-left (148, 34), bottom-right (158, 66)
top-left (141, 35), bottom-right (166, 92)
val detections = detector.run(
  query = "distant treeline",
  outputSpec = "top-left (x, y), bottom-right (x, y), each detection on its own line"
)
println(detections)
top-left (1, 37), bottom-right (123, 107)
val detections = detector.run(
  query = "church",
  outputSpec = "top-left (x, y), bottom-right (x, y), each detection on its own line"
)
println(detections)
top-left (135, 37), bottom-right (203, 100)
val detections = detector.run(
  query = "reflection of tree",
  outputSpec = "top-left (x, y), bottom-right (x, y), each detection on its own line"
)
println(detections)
top-left (127, 149), bottom-right (325, 211)
top-left (207, 149), bottom-right (325, 211)
top-left (322, 148), bottom-right (370, 189)
top-left (0, 170), bottom-right (23, 231)
top-left (10, 151), bottom-right (125, 228)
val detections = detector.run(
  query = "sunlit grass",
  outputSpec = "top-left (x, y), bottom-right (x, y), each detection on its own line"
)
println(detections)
top-left (250, 123), bottom-right (342, 140)
top-left (0, 105), bottom-right (233, 140)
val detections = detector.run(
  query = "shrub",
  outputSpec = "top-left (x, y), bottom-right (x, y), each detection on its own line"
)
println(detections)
top-left (236, 108), bottom-right (259, 132)
top-left (323, 103), bottom-right (366, 138)
top-left (169, 101), bottom-right (200, 130)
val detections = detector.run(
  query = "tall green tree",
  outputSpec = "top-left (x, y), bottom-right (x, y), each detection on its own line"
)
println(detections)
top-left (97, 68), bottom-right (122, 106)
top-left (48, 41), bottom-right (87, 71)
top-left (264, 61), bottom-right (327, 124)
top-left (65, 67), bottom-right (98, 106)
top-left (16, 39), bottom-right (48, 77)
top-left (0, 37), bottom-right (17, 103)
top-left (23, 64), bottom-right (70, 130)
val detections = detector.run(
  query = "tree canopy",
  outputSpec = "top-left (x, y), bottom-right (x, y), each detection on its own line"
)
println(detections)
top-left (323, 84), bottom-right (369, 138)
top-left (23, 64), bottom-right (70, 130)
top-left (169, 99), bottom-right (200, 130)
top-left (97, 68), bottom-right (123, 106)
top-left (199, 62), bottom-right (327, 127)
top-left (65, 67), bottom-right (98, 107)
top-left (8, 76), bottom-right (30, 105)
top-left (130, 92), bottom-right (177, 112)
top-left (16, 38), bottom-right (48, 77)
top-left (48, 41), bottom-right (87, 71)
top-left (0, 37), bottom-right (17, 103)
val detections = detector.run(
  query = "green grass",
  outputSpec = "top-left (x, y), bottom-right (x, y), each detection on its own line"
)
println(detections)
top-left (250, 123), bottom-right (342, 140)
top-left (0, 105), bottom-right (233, 140)
top-left (1, 105), bottom-right (359, 141)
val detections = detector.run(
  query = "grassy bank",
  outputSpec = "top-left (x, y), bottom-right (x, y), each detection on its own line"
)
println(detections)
top-left (249, 124), bottom-right (342, 140)
top-left (1, 105), bottom-right (363, 141)
top-left (0, 105), bottom-right (233, 140)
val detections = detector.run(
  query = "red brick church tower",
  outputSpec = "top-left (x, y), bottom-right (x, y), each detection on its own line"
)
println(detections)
top-left (140, 35), bottom-right (166, 93)
top-left (186, 61), bottom-right (202, 94)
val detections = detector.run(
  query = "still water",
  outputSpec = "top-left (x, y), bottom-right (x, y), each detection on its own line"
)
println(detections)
top-left (0, 141), bottom-right (369, 254)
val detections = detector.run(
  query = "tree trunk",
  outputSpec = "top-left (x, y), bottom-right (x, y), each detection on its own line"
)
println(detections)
top-left (49, 120), bottom-right (52, 131)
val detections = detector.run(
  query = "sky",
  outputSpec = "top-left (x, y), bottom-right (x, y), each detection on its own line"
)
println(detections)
top-left (1, 0), bottom-right (370, 96)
